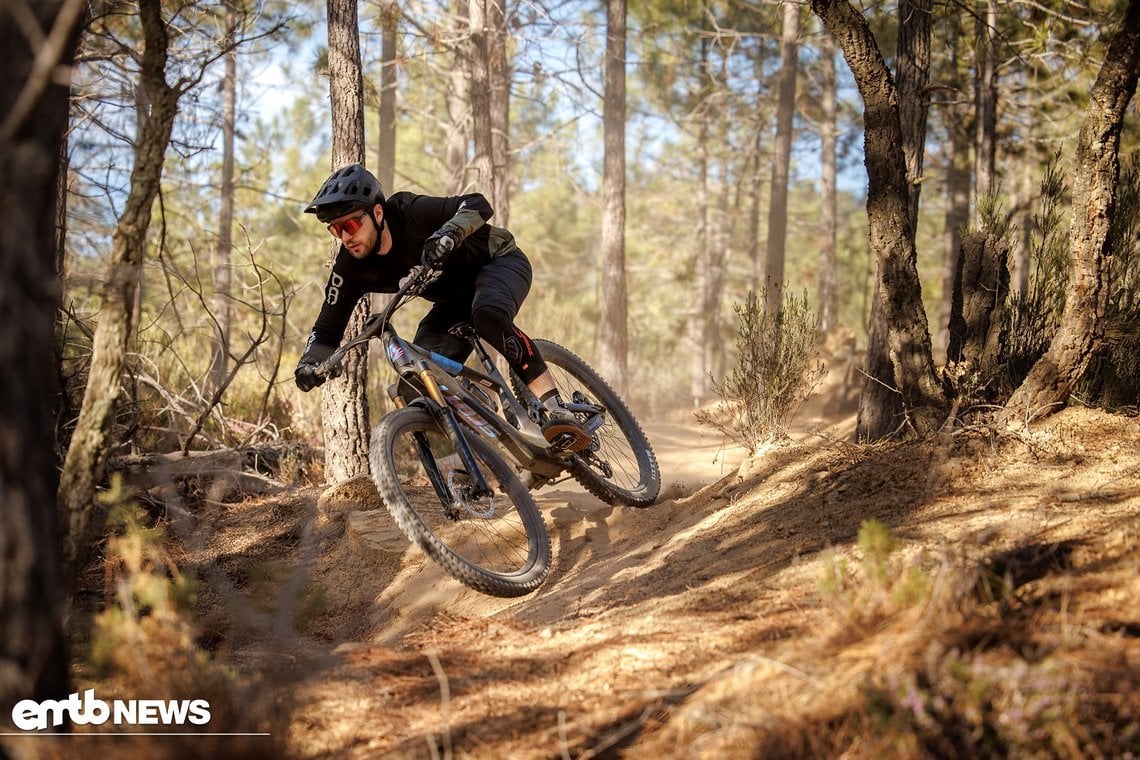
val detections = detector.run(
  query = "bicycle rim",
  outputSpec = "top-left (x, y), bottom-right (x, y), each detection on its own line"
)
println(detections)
top-left (370, 407), bottom-right (551, 597)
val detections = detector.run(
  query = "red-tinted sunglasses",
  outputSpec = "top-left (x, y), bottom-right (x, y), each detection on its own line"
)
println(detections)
top-left (327, 210), bottom-right (369, 238)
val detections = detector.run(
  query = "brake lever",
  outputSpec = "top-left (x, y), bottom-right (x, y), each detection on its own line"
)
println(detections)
top-left (314, 355), bottom-right (344, 380)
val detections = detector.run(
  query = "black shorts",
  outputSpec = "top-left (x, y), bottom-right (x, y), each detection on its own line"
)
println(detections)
top-left (413, 250), bottom-right (545, 382)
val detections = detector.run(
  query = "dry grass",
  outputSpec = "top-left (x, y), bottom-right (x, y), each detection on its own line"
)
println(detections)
top-left (6, 405), bottom-right (1137, 759)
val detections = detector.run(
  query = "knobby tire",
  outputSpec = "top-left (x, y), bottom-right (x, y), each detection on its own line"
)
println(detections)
top-left (370, 406), bottom-right (552, 597)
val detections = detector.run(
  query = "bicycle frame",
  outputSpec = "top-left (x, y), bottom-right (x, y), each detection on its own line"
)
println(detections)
top-left (314, 269), bottom-right (604, 495)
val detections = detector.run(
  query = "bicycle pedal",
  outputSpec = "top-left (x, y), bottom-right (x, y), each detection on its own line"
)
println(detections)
top-left (545, 425), bottom-right (593, 453)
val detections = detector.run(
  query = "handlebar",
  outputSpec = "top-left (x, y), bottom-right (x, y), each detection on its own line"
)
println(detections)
top-left (312, 263), bottom-right (438, 380)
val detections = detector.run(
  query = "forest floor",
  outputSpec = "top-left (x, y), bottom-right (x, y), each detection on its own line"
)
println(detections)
top-left (8, 366), bottom-right (1139, 759)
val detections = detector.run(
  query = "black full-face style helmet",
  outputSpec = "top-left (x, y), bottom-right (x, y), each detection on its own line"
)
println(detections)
top-left (304, 164), bottom-right (384, 223)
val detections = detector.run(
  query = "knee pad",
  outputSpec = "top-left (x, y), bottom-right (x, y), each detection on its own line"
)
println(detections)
top-left (471, 304), bottom-right (511, 340)
top-left (471, 305), bottom-right (546, 384)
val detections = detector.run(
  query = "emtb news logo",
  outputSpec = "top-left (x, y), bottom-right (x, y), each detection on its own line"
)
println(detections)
top-left (11, 689), bottom-right (211, 731)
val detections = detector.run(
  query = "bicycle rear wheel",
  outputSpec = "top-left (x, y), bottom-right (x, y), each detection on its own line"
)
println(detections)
top-left (370, 406), bottom-right (551, 597)
top-left (519, 340), bottom-right (661, 507)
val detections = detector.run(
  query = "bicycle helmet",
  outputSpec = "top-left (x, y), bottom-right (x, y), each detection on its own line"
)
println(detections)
top-left (304, 164), bottom-right (384, 223)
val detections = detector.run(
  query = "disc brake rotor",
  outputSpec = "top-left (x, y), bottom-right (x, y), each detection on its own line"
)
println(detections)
top-left (447, 469), bottom-right (496, 518)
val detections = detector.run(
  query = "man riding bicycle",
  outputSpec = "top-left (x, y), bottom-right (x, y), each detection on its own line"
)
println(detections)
top-left (294, 163), bottom-right (592, 452)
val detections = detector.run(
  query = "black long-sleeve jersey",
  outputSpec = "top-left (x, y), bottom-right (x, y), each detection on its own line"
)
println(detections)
top-left (301, 190), bottom-right (520, 363)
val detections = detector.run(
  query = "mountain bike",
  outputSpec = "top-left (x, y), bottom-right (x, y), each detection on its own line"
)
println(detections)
top-left (313, 265), bottom-right (661, 597)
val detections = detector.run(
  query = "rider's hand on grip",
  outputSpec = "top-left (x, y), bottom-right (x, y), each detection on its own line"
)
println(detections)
top-left (422, 229), bottom-right (458, 268)
top-left (294, 361), bottom-right (324, 392)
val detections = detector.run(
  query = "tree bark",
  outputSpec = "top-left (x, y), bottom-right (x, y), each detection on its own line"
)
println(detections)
top-left (896, 0), bottom-right (932, 232)
top-left (1004, 0), bottom-right (1140, 423)
top-left (818, 34), bottom-right (839, 335)
top-left (763, 0), bottom-right (800, 316)
top-left (974, 0), bottom-right (997, 198)
top-left (0, 0), bottom-right (81, 719)
top-left (445, 0), bottom-right (469, 195)
top-left (709, 161), bottom-right (731, 381)
top-left (599, 0), bottom-right (628, 395)
top-left (467, 0), bottom-right (494, 198)
top-left (209, 8), bottom-right (237, 396)
top-left (377, 0), bottom-right (399, 195)
top-left (812, 0), bottom-right (948, 439)
top-left (690, 40), bottom-right (712, 407)
top-left (1012, 158), bottom-right (1033, 298)
top-left (937, 10), bottom-right (971, 361)
top-left (947, 230), bottom-right (1009, 376)
top-left (322, 0), bottom-right (372, 482)
top-left (746, 55), bottom-right (764, 293)
top-left (487, 0), bottom-right (511, 226)
top-left (59, 0), bottom-right (182, 570)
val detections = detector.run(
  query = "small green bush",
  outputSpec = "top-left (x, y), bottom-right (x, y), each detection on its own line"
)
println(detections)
top-left (998, 150), bottom-right (1140, 409)
top-left (817, 519), bottom-right (930, 627)
top-left (695, 289), bottom-right (825, 452)
top-left (1000, 153), bottom-right (1068, 394)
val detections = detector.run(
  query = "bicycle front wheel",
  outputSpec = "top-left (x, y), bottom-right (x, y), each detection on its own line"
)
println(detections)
top-left (369, 406), bottom-right (551, 597)
top-left (520, 340), bottom-right (661, 507)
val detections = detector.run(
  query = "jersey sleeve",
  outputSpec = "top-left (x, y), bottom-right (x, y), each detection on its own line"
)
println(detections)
top-left (400, 192), bottom-right (493, 244)
top-left (300, 253), bottom-right (366, 363)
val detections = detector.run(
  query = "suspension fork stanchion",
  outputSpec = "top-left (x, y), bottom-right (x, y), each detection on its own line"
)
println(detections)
top-left (416, 362), bottom-right (494, 499)
top-left (413, 430), bottom-right (456, 507)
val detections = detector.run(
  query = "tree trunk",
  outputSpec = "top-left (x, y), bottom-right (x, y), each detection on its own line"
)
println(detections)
top-left (939, 131), bottom-right (971, 360)
top-left (857, 295), bottom-right (906, 438)
top-left (818, 34), bottom-right (839, 335)
top-left (746, 55), bottom-right (765, 294)
top-left (763, 0), bottom-right (800, 316)
top-left (896, 0), bottom-right (932, 231)
top-left (811, 0), bottom-right (948, 439)
top-left (599, 0), bottom-right (628, 395)
top-left (445, 0), bottom-right (470, 195)
top-left (710, 161), bottom-right (731, 381)
top-left (746, 136), bottom-right (763, 294)
top-left (1012, 158), bottom-right (1033, 298)
top-left (59, 0), bottom-right (181, 570)
top-left (947, 230), bottom-right (1009, 376)
top-left (974, 0), bottom-right (997, 198)
top-left (323, 0), bottom-right (371, 482)
top-left (209, 11), bottom-right (237, 396)
top-left (937, 11), bottom-right (971, 361)
top-left (1004, 0), bottom-right (1140, 423)
top-left (467, 0), bottom-right (494, 197)
top-left (0, 0), bottom-right (81, 718)
top-left (488, 0), bottom-right (511, 226)
top-left (377, 0), bottom-right (399, 194)
top-left (690, 40), bottom-right (712, 408)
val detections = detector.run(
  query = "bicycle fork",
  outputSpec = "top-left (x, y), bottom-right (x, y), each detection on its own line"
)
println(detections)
top-left (413, 361), bottom-right (495, 501)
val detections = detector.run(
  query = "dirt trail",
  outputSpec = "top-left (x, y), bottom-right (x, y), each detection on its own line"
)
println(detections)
top-left (307, 418), bottom-right (752, 647)
top-left (36, 384), bottom-right (1135, 760)
top-left (276, 400), bottom-right (1138, 759)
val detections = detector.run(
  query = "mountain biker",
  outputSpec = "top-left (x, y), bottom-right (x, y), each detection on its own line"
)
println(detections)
top-left (293, 163), bottom-right (592, 452)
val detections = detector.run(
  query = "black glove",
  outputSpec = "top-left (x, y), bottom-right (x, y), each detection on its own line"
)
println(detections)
top-left (422, 229), bottom-right (459, 268)
top-left (294, 361), bottom-right (325, 392)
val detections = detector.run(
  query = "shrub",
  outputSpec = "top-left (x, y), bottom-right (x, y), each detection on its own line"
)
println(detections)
top-left (817, 519), bottom-right (930, 628)
top-left (695, 289), bottom-right (825, 452)
top-left (998, 150), bottom-right (1140, 410)
top-left (999, 152), bottom-right (1068, 394)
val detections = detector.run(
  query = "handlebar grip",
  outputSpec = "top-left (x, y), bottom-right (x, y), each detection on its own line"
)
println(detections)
top-left (314, 356), bottom-right (344, 379)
